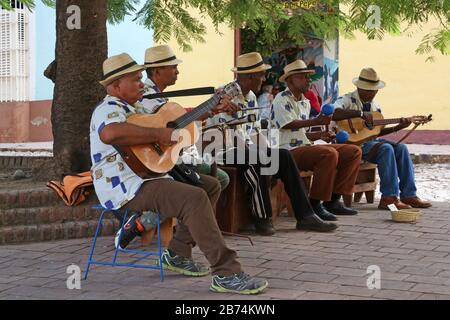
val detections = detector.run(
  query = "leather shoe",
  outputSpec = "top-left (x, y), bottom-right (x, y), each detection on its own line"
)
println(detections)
top-left (312, 203), bottom-right (337, 221)
top-left (378, 196), bottom-right (412, 210)
top-left (296, 214), bottom-right (338, 232)
top-left (254, 219), bottom-right (275, 236)
top-left (323, 200), bottom-right (358, 216)
top-left (401, 196), bottom-right (432, 208)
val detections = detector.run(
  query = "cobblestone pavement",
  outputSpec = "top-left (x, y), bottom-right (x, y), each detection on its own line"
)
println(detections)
top-left (1, 201), bottom-right (450, 300)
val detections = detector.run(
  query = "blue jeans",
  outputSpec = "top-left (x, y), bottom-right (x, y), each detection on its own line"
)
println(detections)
top-left (361, 139), bottom-right (417, 199)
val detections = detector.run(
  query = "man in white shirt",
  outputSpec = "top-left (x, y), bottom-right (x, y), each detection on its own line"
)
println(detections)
top-left (90, 53), bottom-right (268, 294)
top-left (333, 67), bottom-right (431, 210)
top-left (208, 53), bottom-right (337, 235)
top-left (271, 60), bottom-right (362, 220)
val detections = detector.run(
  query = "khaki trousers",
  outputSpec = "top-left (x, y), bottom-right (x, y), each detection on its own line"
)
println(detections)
top-left (122, 174), bottom-right (242, 276)
top-left (290, 144), bottom-right (362, 201)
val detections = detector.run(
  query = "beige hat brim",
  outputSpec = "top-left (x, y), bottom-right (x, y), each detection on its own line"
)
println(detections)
top-left (144, 58), bottom-right (183, 68)
top-left (279, 69), bottom-right (315, 83)
top-left (352, 77), bottom-right (385, 90)
top-left (99, 64), bottom-right (147, 86)
top-left (231, 63), bottom-right (271, 74)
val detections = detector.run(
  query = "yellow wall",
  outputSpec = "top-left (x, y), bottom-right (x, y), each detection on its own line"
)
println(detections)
top-left (155, 13), bottom-right (235, 108)
top-left (339, 21), bottom-right (450, 130)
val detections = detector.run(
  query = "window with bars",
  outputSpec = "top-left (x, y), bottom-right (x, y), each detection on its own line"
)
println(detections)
top-left (0, 0), bottom-right (29, 102)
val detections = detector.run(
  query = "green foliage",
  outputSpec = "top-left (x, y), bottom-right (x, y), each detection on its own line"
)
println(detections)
top-left (1, 0), bottom-right (448, 58)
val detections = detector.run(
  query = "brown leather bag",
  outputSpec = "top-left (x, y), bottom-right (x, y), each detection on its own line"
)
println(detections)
top-left (47, 171), bottom-right (93, 206)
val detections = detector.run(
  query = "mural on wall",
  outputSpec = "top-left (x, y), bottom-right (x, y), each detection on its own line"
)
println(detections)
top-left (263, 39), bottom-right (339, 108)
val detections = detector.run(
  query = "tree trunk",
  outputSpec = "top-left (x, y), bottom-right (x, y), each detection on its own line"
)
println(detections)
top-left (48, 1), bottom-right (107, 179)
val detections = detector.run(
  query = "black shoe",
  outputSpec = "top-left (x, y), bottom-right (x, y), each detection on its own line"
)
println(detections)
top-left (254, 219), bottom-right (275, 236)
top-left (312, 203), bottom-right (337, 221)
top-left (114, 214), bottom-right (143, 249)
top-left (323, 200), bottom-right (358, 215)
top-left (296, 214), bottom-right (338, 232)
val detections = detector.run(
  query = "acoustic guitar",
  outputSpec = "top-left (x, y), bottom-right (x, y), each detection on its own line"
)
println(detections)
top-left (117, 82), bottom-right (241, 177)
top-left (335, 111), bottom-right (432, 145)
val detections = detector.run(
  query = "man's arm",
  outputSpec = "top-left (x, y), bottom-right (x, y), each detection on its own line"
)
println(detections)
top-left (100, 122), bottom-right (176, 146)
top-left (282, 114), bottom-right (331, 130)
top-left (332, 108), bottom-right (362, 121)
top-left (378, 118), bottom-right (412, 137)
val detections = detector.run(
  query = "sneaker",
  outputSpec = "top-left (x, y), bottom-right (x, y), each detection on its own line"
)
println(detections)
top-left (114, 214), bottom-right (144, 249)
top-left (160, 249), bottom-right (210, 277)
top-left (210, 272), bottom-right (268, 295)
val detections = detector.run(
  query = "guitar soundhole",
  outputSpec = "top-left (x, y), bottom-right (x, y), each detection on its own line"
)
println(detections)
top-left (166, 121), bottom-right (176, 128)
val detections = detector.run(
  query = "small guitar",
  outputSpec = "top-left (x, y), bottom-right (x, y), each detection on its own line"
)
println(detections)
top-left (335, 111), bottom-right (432, 145)
top-left (117, 82), bottom-right (241, 177)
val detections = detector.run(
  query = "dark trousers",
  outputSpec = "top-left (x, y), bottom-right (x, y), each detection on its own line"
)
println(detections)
top-left (221, 147), bottom-right (314, 222)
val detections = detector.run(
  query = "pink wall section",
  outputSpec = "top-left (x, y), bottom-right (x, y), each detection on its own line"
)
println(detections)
top-left (0, 100), bottom-right (53, 142)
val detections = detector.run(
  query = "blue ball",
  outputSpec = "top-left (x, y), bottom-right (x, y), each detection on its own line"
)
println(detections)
top-left (336, 130), bottom-right (349, 143)
top-left (321, 104), bottom-right (334, 116)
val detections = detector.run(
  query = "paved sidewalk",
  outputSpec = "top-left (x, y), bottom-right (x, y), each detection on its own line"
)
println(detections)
top-left (1, 200), bottom-right (450, 300)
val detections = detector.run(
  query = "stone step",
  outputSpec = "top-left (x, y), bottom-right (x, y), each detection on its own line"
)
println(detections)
top-left (0, 187), bottom-right (98, 210)
top-left (0, 219), bottom-right (121, 245)
top-left (0, 204), bottom-right (112, 227)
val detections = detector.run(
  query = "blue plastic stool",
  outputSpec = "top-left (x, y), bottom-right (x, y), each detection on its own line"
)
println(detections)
top-left (84, 204), bottom-right (164, 281)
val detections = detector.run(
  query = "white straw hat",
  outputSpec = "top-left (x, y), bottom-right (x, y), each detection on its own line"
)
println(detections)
top-left (99, 53), bottom-right (146, 86)
top-left (144, 45), bottom-right (183, 68)
top-left (231, 52), bottom-right (271, 74)
top-left (352, 67), bottom-right (386, 90)
top-left (279, 59), bottom-right (315, 82)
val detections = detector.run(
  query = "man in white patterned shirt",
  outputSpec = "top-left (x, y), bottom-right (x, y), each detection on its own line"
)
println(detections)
top-left (208, 52), bottom-right (337, 235)
top-left (271, 60), bottom-right (362, 220)
top-left (333, 67), bottom-right (431, 210)
top-left (90, 53), bottom-right (268, 294)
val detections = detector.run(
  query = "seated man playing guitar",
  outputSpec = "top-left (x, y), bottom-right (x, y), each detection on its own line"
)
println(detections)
top-left (140, 44), bottom-right (231, 192)
top-left (207, 52), bottom-right (337, 236)
top-left (89, 53), bottom-right (268, 294)
top-left (333, 67), bottom-right (431, 209)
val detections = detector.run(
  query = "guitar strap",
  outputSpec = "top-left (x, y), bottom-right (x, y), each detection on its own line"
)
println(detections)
top-left (142, 87), bottom-right (215, 100)
top-left (395, 123), bottom-right (420, 145)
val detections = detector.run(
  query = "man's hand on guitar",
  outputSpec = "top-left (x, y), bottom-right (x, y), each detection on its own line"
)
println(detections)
top-left (211, 95), bottom-right (241, 115)
top-left (396, 117), bottom-right (412, 130)
top-left (158, 128), bottom-right (179, 145)
top-left (362, 112), bottom-right (374, 126)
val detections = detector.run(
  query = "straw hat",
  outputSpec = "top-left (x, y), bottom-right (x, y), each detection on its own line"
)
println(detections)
top-left (144, 45), bottom-right (183, 68)
top-left (352, 67), bottom-right (386, 90)
top-left (231, 52), bottom-right (271, 74)
top-left (279, 60), bottom-right (315, 82)
top-left (99, 53), bottom-right (146, 86)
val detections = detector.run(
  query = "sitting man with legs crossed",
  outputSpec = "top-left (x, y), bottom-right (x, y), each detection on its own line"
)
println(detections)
top-left (89, 53), bottom-right (268, 294)
top-left (207, 52), bottom-right (337, 235)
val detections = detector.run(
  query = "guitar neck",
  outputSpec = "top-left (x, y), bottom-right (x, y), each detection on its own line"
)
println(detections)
top-left (172, 95), bottom-right (221, 129)
top-left (373, 117), bottom-right (410, 126)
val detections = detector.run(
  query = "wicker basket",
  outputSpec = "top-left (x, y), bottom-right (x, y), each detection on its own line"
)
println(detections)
top-left (391, 208), bottom-right (421, 222)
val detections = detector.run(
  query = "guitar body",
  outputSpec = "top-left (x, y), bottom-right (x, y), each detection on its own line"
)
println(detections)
top-left (127, 102), bottom-right (199, 174)
top-left (336, 111), bottom-right (385, 145)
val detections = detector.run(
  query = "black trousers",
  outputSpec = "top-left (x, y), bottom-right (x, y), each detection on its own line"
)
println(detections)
top-left (220, 147), bottom-right (314, 222)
